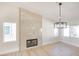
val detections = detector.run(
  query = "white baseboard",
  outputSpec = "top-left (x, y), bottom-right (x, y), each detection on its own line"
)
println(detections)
top-left (61, 40), bottom-right (79, 48)
top-left (42, 39), bottom-right (60, 46)
top-left (0, 48), bottom-right (19, 55)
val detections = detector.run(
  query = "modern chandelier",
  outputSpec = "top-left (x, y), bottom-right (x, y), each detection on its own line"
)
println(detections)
top-left (54, 3), bottom-right (67, 29)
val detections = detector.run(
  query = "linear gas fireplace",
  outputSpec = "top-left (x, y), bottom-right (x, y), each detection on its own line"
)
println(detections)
top-left (26, 38), bottom-right (38, 48)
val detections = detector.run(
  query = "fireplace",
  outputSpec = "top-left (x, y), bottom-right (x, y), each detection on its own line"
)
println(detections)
top-left (26, 38), bottom-right (38, 48)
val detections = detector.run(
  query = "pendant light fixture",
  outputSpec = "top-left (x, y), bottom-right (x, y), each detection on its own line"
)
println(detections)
top-left (54, 3), bottom-right (67, 29)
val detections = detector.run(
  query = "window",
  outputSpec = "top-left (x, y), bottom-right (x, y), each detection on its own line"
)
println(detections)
top-left (63, 25), bottom-right (79, 38)
top-left (3, 22), bottom-right (16, 42)
top-left (54, 28), bottom-right (58, 37)
top-left (70, 25), bottom-right (79, 38)
top-left (63, 27), bottom-right (69, 37)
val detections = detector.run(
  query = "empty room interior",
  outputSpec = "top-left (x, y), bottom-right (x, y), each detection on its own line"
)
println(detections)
top-left (0, 2), bottom-right (79, 56)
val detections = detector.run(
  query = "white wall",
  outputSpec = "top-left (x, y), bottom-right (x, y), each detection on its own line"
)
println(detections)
top-left (61, 37), bottom-right (79, 47)
top-left (0, 6), bottom-right (19, 54)
top-left (61, 21), bottom-right (79, 47)
top-left (42, 17), bottom-right (59, 45)
top-left (42, 17), bottom-right (79, 47)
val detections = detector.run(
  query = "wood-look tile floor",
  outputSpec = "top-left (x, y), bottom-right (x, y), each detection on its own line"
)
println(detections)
top-left (1, 42), bottom-right (79, 56)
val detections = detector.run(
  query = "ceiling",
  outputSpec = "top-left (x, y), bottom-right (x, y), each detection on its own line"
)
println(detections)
top-left (0, 2), bottom-right (79, 22)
